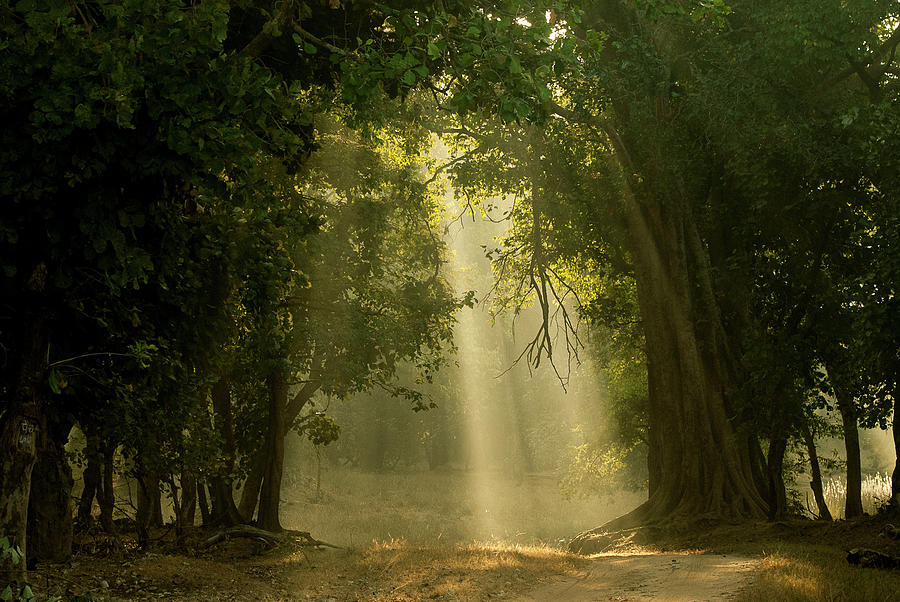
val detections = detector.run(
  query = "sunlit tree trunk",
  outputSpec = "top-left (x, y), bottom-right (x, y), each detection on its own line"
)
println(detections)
top-left (618, 191), bottom-right (767, 526)
top-left (825, 365), bottom-right (864, 519)
top-left (801, 422), bottom-right (832, 520)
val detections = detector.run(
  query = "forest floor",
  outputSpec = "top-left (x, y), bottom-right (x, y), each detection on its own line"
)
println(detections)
top-left (30, 468), bottom-right (900, 600)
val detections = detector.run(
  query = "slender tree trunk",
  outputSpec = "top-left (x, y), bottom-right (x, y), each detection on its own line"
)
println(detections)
top-left (237, 458), bottom-right (263, 523)
top-left (801, 423), bottom-right (832, 520)
top-left (98, 443), bottom-right (116, 533)
top-left (238, 378), bottom-right (320, 523)
top-left (197, 483), bottom-right (211, 526)
top-left (829, 376), bottom-right (864, 518)
top-left (77, 450), bottom-right (100, 526)
top-left (256, 371), bottom-right (287, 532)
top-left (210, 378), bottom-right (243, 526)
top-left (136, 468), bottom-right (162, 547)
top-left (766, 434), bottom-right (787, 520)
top-left (179, 474), bottom-right (196, 528)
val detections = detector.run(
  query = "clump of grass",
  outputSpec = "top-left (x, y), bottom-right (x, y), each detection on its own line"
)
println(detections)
top-left (736, 543), bottom-right (900, 601)
top-left (819, 473), bottom-right (892, 518)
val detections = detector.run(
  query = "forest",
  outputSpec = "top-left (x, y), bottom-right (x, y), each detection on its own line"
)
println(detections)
top-left (1, 0), bottom-right (899, 600)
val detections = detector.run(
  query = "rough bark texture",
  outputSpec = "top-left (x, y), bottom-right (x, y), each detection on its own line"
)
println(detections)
top-left (26, 417), bottom-right (74, 565)
top-left (256, 371), bottom-right (287, 532)
top-left (0, 414), bottom-right (39, 582)
top-left (0, 306), bottom-right (50, 581)
top-left (801, 423), bottom-right (832, 520)
top-left (606, 189), bottom-right (768, 529)
top-left (766, 435), bottom-right (787, 521)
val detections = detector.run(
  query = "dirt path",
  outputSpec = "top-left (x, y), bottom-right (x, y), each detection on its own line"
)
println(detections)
top-left (519, 553), bottom-right (758, 601)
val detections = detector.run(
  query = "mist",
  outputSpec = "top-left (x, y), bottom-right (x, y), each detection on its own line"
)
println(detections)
top-left (276, 197), bottom-right (646, 548)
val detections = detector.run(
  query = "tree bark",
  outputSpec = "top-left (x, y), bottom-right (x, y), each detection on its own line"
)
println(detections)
top-left (0, 305), bottom-right (50, 582)
top-left (256, 371), bottom-right (287, 532)
top-left (210, 378), bottom-right (243, 526)
top-left (77, 448), bottom-right (100, 526)
top-left (832, 380), bottom-right (864, 519)
top-left (98, 442), bottom-right (116, 533)
top-left (197, 483), bottom-right (211, 526)
top-left (604, 186), bottom-right (769, 528)
top-left (801, 422), bottom-right (832, 520)
top-left (238, 378), bottom-right (320, 523)
top-left (766, 434), bottom-right (787, 521)
top-left (27, 416), bottom-right (74, 565)
top-left (178, 474), bottom-right (196, 528)
top-left (237, 458), bottom-right (263, 523)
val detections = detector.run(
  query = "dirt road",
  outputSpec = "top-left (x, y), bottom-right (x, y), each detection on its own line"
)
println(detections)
top-left (519, 553), bottom-right (758, 601)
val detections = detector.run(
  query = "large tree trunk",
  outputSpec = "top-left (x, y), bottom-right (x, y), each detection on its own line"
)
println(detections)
top-left (256, 371), bottom-right (287, 532)
top-left (27, 416), bottom-right (74, 565)
top-left (0, 304), bottom-right (50, 582)
top-left (801, 422), bottom-right (832, 520)
top-left (591, 182), bottom-right (769, 533)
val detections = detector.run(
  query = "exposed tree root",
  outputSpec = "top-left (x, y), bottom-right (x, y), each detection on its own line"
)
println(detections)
top-left (201, 525), bottom-right (342, 550)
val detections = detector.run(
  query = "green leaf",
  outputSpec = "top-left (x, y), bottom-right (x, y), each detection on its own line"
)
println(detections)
top-left (426, 42), bottom-right (440, 59)
top-left (304, 42), bottom-right (318, 55)
top-left (0, 585), bottom-right (11, 601)
top-left (509, 56), bottom-right (523, 74)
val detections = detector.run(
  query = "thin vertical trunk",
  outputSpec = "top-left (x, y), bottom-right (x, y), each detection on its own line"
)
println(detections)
top-left (210, 378), bottom-right (243, 526)
top-left (237, 458), bottom-right (263, 523)
top-left (136, 468), bottom-right (162, 547)
top-left (197, 483), bottom-right (211, 526)
top-left (892, 385), bottom-right (899, 509)
top-left (831, 382), bottom-right (863, 519)
top-left (800, 423), bottom-right (832, 520)
top-left (77, 440), bottom-right (101, 526)
top-left (822, 360), bottom-right (863, 519)
top-left (257, 371), bottom-right (286, 532)
top-left (98, 443), bottom-right (116, 533)
top-left (766, 435), bottom-right (787, 521)
top-left (179, 474), bottom-right (197, 528)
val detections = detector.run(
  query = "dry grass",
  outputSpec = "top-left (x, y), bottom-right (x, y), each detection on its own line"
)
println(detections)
top-left (819, 473), bottom-right (893, 519)
top-left (736, 543), bottom-right (900, 601)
